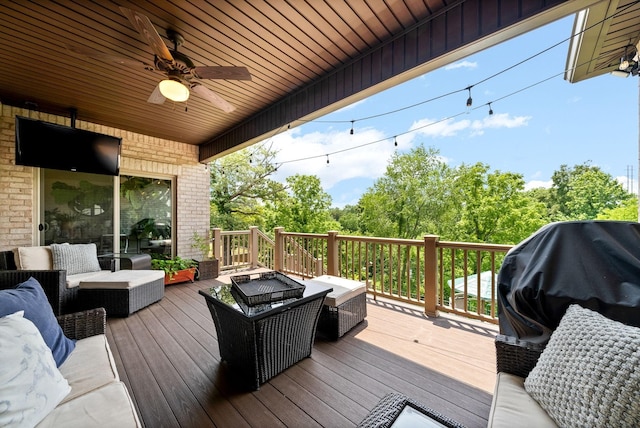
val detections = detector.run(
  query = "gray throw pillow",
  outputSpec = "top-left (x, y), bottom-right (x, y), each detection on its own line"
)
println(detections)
top-left (50, 243), bottom-right (101, 275)
top-left (524, 304), bottom-right (640, 428)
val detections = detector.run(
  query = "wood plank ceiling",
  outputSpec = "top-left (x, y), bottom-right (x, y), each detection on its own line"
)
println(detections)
top-left (0, 1), bottom-right (600, 162)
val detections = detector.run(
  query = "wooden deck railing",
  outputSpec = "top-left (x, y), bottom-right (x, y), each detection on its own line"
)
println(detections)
top-left (211, 227), bottom-right (513, 324)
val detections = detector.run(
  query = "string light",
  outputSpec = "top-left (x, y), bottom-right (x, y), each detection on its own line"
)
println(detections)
top-left (290, 2), bottom-right (637, 129)
top-left (266, 3), bottom-right (639, 169)
top-left (394, 136), bottom-right (398, 147)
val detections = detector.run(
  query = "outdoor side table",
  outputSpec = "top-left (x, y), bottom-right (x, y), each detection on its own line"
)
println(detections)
top-left (304, 275), bottom-right (367, 340)
top-left (199, 280), bottom-right (332, 390)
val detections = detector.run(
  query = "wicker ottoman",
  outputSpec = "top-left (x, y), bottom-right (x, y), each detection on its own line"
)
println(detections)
top-left (305, 275), bottom-right (367, 340)
top-left (78, 270), bottom-right (165, 317)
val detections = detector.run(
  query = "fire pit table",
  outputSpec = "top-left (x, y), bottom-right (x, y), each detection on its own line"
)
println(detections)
top-left (199, 273), bottom-right (332, 390)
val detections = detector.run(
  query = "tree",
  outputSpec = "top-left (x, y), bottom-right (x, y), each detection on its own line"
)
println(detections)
top-left (358, 145), bottom-right (455, 239)
top-left (209, 144), bottom-right (285, 230)
top-left (265, 174), bottom-right (340, 233)
top-left (331, 204), bottom-right (362, 233)
top-left (596, 196), bottom-right (638, 221)
top-left (451, 163), bottom-right (547, 244)
top-left (548, 163), bottom-right (631, 220)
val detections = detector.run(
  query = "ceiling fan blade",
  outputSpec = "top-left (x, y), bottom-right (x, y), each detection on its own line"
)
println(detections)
top-left (193, 66), bottom-right (252, 81)
top-left (120, 6), bottom-right (174, 63)
top-left (65, 44), bottom-right (148, 68)
top-left (190, 83), bottom-right (235, 113)
top-left (147, 84), bottom-right (166, 104)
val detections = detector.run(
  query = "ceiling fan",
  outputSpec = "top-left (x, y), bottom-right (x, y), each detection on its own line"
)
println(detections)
top-left (68, 6), bottom-right (251, 112)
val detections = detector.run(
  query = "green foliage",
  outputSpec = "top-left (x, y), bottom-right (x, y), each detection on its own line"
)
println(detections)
top-left (359, 145), bottom-right (455, 239)
top-left (548, 163), bottom-right (631, 220)
top-left (450, 163), bottom-right (547, 244)
top-left (596, 196), bottom-right (639, 221)
top-left (209, 144), bottom-right (285, 230)
top-left (190, 232), bottom-right (212, 260)
top-left (150, 256), bottom-right (197, 278)
top-left (265, 174), bottom-right (340, 233)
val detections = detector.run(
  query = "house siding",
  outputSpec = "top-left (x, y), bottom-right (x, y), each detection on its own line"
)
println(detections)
top-left (0, 103), bottom-right (209, 259)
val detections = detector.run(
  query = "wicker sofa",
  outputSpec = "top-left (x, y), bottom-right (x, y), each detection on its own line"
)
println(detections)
top-left (0, 246), bottom-right (164, 316)
top-left (0, 275), bottom-right (141, 426)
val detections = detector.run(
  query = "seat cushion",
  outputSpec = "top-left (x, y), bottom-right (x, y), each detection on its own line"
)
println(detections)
top-left (78, 270), bottom-right (165, 289)
top-left (307, 275), bottom-right (366, 307)
top-left (488, 372), bottom-right (557, 428)
top-left (66, 270), bottom-right (112, 288)
top-left (0, 277), bottom-right (75, 366)
top-left (524, 304), bottom-right (640, 428)
top-left (0, 311), bottom-right (71, 427)
top-left (58, 334), bottom-right (120, 404)
top-left (36, 381), bottom-right (142, 428)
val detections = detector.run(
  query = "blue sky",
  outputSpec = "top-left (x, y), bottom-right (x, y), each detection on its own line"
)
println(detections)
top-left (265, 14), bottom-right (639, 208)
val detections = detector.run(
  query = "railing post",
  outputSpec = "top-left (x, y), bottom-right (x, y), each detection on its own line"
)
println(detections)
top-left (424, 234), bottom-right (440, 317)
top-left (274, 227), bottom-right (284, 272)
top-left (327, 231), bottom-right (339, 276)
top-left (213, 228), bottom-right (222, 262)
top-left (249, 226), bottom-right (258, 268)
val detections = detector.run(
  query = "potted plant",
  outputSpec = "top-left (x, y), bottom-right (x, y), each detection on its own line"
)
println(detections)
top-left (191, 232), bottom-right (219, 280)
top-left (151, 256), bottom-right (198, 285)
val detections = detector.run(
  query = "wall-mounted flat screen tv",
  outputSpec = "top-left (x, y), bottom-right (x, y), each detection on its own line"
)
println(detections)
top-left (15, 116), bottom-right (121, 176)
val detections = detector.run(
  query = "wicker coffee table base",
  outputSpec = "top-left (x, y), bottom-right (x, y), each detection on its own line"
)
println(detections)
top-left (357, 392), bottom-right (466, 428)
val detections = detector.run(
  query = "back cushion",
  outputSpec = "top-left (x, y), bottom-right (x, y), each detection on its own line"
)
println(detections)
top-left (50, 243), bottom-right (101, 276)
top-left (13, 246), bottom-right (53, 270)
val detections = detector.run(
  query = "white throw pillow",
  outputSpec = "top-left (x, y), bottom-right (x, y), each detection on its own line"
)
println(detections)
top-left (524, 304), bottom-right (640, 428)
top-left (0, 311), bottom-right (71, 426)
top-left (13, 246), bottom-right (53, 270)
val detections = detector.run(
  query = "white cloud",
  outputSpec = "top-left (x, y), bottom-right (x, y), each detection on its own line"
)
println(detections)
top-left (270, 127), bottom-right (393, 189)
top-left (445, 60), bottom-right (478, 70)
top-left (524, 180), bottom-right (552, 190)
top-left (404, 112), bottom-right (531, 141)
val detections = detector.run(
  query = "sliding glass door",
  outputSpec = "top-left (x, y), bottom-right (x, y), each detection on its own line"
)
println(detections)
top-left (119, 175), bottom-right (172, 256)
top-left (40, 170), bottom-right (173, 256)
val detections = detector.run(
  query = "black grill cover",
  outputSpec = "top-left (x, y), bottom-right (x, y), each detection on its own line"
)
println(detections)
top-left (497, 221), bottom-right (640, 343)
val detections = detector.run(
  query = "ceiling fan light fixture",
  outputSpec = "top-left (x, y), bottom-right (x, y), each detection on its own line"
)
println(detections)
top-left (159, 78), bottom-right (190, 102)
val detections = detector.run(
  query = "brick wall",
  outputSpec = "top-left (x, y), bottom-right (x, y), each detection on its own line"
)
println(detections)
top-left (0, 103), bottom-right (210, 259)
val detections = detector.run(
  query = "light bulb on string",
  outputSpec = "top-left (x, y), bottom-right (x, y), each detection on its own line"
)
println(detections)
top-left (350, 121), bottom-right (354, 135)
top-left (326, 155), bottom-right (330, 165)
top-left (466, 86), bottom-right (473, 108)
top-left (394, 136), bottom-right (398, 147)
top-left (488, 102), bottom-right (494, 115)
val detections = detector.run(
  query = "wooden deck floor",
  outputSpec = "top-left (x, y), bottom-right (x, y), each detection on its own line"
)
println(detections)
top-left (106, 269), bottom-right (498, 428)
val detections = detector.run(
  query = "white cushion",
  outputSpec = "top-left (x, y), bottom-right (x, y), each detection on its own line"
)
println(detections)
top-left (36, 382), bottom-right (142, 428)
top-left (65, 271), bottom-right (111, 288)
top-left (58, 334), bottom-right (120, 404)
top-left (488, 372), bottom-right (557, 428)
top-left (306, 275), bottom-right (366, 307)
top-left (0, 311), bottom-right (71, 427)
top-left (78, 270), bottom-right (164, 289)
top-left (13, 246), bottom-right (53, 270)
top-left (51, 243), bottom-right (101, 276)
top-left (524, 304), bottom-right (640, 427)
